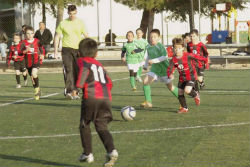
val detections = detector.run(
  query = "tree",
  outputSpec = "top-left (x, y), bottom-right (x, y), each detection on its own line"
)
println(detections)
top-left (114, 0), bottom-right (166, 40)
top-left (165, 0), bottom-right (246, 31)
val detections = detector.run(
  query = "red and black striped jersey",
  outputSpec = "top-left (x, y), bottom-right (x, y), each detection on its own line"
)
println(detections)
top-left (7, 43), bottom-right (24, 65)
top-left (167, 52), bottom-right (207, 83)
top-left (76, 57), bottom-right (113, 101)
top-left (20, 38), bottom-right (45, 68)
top-left (187, 42), bottom-right (209, 69)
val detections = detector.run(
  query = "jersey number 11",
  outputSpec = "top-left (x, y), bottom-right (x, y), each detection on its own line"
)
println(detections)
top-left (91, 64), bottom-right (106, 84)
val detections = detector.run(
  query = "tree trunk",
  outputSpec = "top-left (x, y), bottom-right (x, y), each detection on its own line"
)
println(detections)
top-left (42, 2), bottom-right (46, 24)
top-left (189, 0), bottom-right (195, 31)
top-left (147, 9), bottom-right (155, 42)
top-left (55, 3), bottom-right (64, 31)
top-left (140, 9), bottom-right (149, 39)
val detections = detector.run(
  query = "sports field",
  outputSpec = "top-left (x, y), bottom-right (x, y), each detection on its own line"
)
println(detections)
top-left (0, 69), bottom-right (249, 167)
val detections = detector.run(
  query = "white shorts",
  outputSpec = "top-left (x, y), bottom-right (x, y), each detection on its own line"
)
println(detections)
top-left (147, 71), bottom-right (172, 84)
top-left (127, 63), bottom-right (140, 72)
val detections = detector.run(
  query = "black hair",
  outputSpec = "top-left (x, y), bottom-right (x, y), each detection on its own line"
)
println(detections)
top-left (136, 28), bottom-right (143, 33)
top-left (78, 38), bottom-right (98, 58)
top-left (150, 29), bottom-right (160, 36)
top-left (172, 37), bottom-right (184, 47)
top-left (68, 5), bottom-right (77, 12)
top-left (13, 32), bottom-right (21, 38)
top-left (25, 26), bottom-right (34, 33)
top-left (22, 25), bottom-right (27, 28)
top-left (190, 29), bottom-right (199, 35)
top-left (126, 31), bottom-right (134, 38)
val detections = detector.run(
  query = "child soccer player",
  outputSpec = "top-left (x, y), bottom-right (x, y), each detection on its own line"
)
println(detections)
top-left (7, 33), bottom-right (28, 88)
top-left (168, 38), bottom-right (207, 113)
top-left (77, 38), bottom-right (118, 167)
top-left (20, 26), bottom-right (44, 100)
top-left (141, 29), bottom-right (178, 108)
top-left (187, 29), bottom-right (209, 90)
top-left (121, 31), bottom-right (142, 91)
top-left (135, 28), bottom-right (148, 82)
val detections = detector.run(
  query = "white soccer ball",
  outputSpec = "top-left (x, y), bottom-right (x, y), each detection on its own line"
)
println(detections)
top-left (121, 106), bottom-right (136, 121)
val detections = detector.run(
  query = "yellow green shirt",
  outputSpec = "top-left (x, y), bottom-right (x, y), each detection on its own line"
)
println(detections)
top-left (56, 18), bottom-right (86, 49)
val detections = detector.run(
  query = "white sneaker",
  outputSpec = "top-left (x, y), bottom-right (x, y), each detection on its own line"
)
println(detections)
top-left (136, 76), bottom-right (142, 83)
top-left (66, 93), bottom-right (74, 100)
top-left (79, 153), bottom-right (94, 163)
top-left (73, 95), bottom-right (80, 100)
top-left (24, 80), bottom-right (28, 86)
top-left (16, 84), bottom-right (21, 88)
top-left (104, 149), bottom-right (118, 167)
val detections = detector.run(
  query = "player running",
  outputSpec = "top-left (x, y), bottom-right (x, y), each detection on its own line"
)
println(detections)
top-left (20, 26), bottom-right (44, 100)
top-left (141, 29), bottom-right (178, 108)
top-left (7, 33), bottom-right (28, 88)
top-left (187, 29), bottom-right (209, 91)
top-left (168, 38), bottom-right (207, 113)
top-left (121, 31), bottom-right (143, 91)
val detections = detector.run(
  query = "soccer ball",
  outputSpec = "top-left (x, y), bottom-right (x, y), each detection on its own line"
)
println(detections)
top-left (121, 106), bottom-right (136, 121)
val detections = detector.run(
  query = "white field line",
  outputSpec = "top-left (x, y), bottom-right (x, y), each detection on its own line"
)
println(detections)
top-left (0, 76), bottom-right (131, 108)
top-left (0, 122), bottom-right (249, 140)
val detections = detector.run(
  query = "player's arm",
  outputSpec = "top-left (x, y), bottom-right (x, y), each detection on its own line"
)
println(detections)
top-left (76, 59), bottom-right (90, 88)
top-left (7, 47), bottom-right (13, 67)
top-left (104, 70), bottom-right (113, 90)
top-left (54, 33), bottom-right (61, 56)
top-left (201, 44), bottom-right (210, 69)
top-left (143, 50), bottom-right (149, 70)
top-left (189, 53), bottom-right (207, 62)
top-left (121, 46), bottom-right (126, 62)
top-left (167, 60), bottom-right (176, 79)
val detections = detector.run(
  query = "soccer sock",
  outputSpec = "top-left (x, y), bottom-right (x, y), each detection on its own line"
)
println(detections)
top-left (97, 130), bottom-right (115, 153)
top-left (23, 75), bottom-right (27, 81)
top-left (178, 95), bottom-right (187, 108)
top-left (16, 75), bottom-right (20, 84)
top-left (33, 77), bottom-right (39, 88)
top-left (143, 85), bottom-right (152, 103)
top-left (137, 67), bottom-right (142, 78)
top-left (194, 80), bottom-right (199, 92)
top-left (130, 77), bottom-right (136, 88)
top-left (171, 86), bottom-right (178, 98)
top-left (80, 124), bottom-right (92, 155)
top-left (188, 89), bottom-right (197, 98)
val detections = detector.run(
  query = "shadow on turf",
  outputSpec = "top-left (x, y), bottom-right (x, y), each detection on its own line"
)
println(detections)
top-left (0, 154), bottom-right (81, 167)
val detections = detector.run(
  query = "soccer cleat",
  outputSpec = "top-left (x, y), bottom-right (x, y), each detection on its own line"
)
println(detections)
top-left (136, 76), bottom-right (142, 83)
top-left (66, 93), bottom-right (74, 100)
top-left (200, 82), bottom-right (205, 90)
top-left (132, 87), bottom-right (137, 91)
top-left (177, 107), bottom-right (188, 113)
top-left (73, 95), bottom-right (80, 100)
top-left (79, 153), bottom-right (94, 163)
top-left (34, 87), bottom-right (41, 100)
top-left (24, 79), bottom-right (28, 86)
top-left (194, 93), bottom-right (200, 106)
top-left (104, 149), bottom-right (118, 167)
top-left (140, 101), bottom-right (152, 108)
top-left (16, 84), bottom-right (21, 89)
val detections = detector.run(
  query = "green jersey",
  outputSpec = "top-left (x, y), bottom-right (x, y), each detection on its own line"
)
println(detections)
top-left (145, 42), bottom-right (169, 76)
top-left (122, 41), bottom-right (140, 64)
top-left (56, 18), bottom-right (86, 49)
top-left (135, 38), bottom-right (148, 62)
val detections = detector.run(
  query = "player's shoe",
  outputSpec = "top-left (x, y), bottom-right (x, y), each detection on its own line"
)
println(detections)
top-left (177, 107), bottom-right (188, 113)
top-left (200, 82), bottom-right (205, 90)
top-left (136, 76), bottom-right (142, 83)
top-left (73, 95), bottom-right (80, 100)
top-left (78, 153), bottom-right (94, 163)
top-left (66, 93), bottom-right (74, 100)
top-left (16, 84), bottom-right (21, 88)
top-left (132, 87), bottom-right (137, 91)
top-left (194, 93), bottom-right (200, 106)
top-left (34, 87), bottom-right (41, 100)
top-left (140, 101), bottom-right (152, 108)
top-left (24, 79), bottom-right (28, 86)
top-left (104, 149), bottom-right (118, 167)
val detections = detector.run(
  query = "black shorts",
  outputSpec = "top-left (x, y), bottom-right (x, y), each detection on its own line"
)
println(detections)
top-left (80, 98), bottom-right (113, 126)
top-left (14, 61), bottom-right (26, 72)
top-left (196, 67), bottom-right (205, 76)
top-left (178, 80), bottom-right (195, 90)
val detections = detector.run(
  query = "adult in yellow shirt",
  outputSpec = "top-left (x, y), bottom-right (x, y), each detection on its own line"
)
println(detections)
top-left (54, 5), bottom-right (88, 99)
